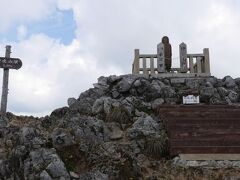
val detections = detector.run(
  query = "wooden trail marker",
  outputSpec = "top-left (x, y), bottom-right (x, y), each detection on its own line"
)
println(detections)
top-left (0, 57), bottom-right (22, 69)
top-left (0, 46), bottom-right (22, 115)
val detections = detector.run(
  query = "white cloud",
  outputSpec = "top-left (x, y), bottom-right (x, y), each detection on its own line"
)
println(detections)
top-left (56, 0), bottom-right (240, 78)
top-left (1, 34), bottom-right (122, 116)
top-left (54, 1), bottom-right (217, 71)
top-left (17, 25), bottom-right (28, 40)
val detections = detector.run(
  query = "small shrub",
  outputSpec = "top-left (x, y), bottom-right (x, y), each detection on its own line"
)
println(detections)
top-left (57, 145), bottom-right (80, 172)
top-left (106, 106), bottom-right (132, 126)
top-left (144, 131), bottom-right (169, 158)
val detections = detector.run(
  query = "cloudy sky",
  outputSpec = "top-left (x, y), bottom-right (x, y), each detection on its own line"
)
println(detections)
top-left (0, 0), bottom-right (240, 116)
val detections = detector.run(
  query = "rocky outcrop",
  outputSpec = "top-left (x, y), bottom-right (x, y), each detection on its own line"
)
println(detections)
top-left (1, 74), bottom-right (240, 179)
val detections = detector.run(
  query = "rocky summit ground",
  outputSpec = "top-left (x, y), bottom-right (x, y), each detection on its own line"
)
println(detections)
top-left (1, 74), bottom-right (240, 180)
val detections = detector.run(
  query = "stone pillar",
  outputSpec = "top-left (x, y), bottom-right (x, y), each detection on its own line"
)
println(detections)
top-left (189, 56), bottom-right (194, 73)
top-left (203, 48), bottom-right (210, 74)
top-left (150, 57), bottom-right (155, 75)
top-left (157, 42), bottom-right (165, 73)
top-left (196, 57), bottom-right (202, 74)
top-left (179, 42), bottom-right (188, 73)
top-left (133, 49), bottom-right (140, 74)
top-left (142, 57), bottom-right (147, 75)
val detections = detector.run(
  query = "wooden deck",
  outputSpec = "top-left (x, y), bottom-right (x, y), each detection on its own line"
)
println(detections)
top-left (158, 105), bottom-right (240, 156)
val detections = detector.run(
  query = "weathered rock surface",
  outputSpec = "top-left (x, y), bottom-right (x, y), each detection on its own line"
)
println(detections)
top-left (224, 76), bottom-right (236, 88)
top-left (1, 74), bottom-right (240, 179)
top-left (128, 116), bottom-right (160, 139)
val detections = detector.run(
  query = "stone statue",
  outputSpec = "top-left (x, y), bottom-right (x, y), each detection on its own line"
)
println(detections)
top-left (162, 36), bottom-right (172, 72)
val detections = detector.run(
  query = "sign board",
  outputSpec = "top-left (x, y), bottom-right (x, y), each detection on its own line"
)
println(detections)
top-left (183, 95), bottom-right (199, 104)
top-left (0, 57), bottom-right (22, 70)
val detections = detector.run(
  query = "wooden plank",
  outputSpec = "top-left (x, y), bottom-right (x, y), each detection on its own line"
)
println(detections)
top-left (187, 54), bottom-right (204, 57)
top-left (163, 112), bottom-right (240, 117)
top-left (139, 68), bottom-right (158, 71)
top-left (161, 114), bottom-right (240, 119)
top-left (139, 54), bottom-right (157, 58)
top-left (168, 133), bottom-right (240, 140)
top-left (164, 109), bottom-right (240, 113)
top-left (171, 146), bottom-right (240, 155)
top-left (159, 105), bottom-right (240, 110)
top-left (161, 115), bottom-right (240, 120)
top-left (169, 127), bottom-right (240, 134)
top-left (164, 115), bottom-right (240, 120)
top-left (160, 112), bottom-right (240, 121)
top-left (171, 140), bottom-right (240, 147)
top-left (162, 116), bottom-right (240, 121)
top-left (159, 104), bottom-right (239, 108)
top-left (171, 136), bottom-right (240, 143)
top-left (159, 109), bottom-right (238, 114)
top-left (162, 116), bottom-right (240, 125)
top-left (169, 131), bottom-right (240, 139)
top-left (168, 123), bottom-right (240, 130)
top-left (170, 139), bottom-right (231, 144)
top-left (168, 126), bottom-right (240, 133)
top-left (159, 107), bottom-right (240, 112)
top-left (168, 132), bottom-right (240, 139)
top-left (162, 118), bottom-right (240, 124)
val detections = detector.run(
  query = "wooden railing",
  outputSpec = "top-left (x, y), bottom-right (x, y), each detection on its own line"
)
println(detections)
top-left (187, 48), bottom-right (210, 74)
top-left (132, 49), bottom-right (158, 75)
top-left (132, 43), bottom-right (211, 76)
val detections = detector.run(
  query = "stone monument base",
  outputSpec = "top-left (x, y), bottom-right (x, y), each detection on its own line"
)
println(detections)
top-left (151, 73), bottom-right (211, 78)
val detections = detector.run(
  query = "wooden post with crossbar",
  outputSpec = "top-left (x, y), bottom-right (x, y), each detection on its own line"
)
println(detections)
top-left (1, 46), bottom-right (11, 115)
top-left (0, 46), bottom-right (22, 115)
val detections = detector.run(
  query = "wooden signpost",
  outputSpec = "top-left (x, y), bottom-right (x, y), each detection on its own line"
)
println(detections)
top-left (0, 46), bottom-right (22, 115)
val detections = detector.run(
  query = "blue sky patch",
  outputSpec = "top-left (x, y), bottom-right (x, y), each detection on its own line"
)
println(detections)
top-left (0, 10), bottom-right (76, 45)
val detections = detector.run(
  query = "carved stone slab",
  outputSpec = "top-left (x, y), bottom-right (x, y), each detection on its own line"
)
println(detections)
top-left (157, 42), bottom-right (165, 73)
top-left (179, 42), bottom-right (188, 73)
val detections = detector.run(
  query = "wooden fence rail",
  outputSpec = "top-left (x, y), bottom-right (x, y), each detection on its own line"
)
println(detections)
top-left (132, 43), bottom-right (211, 76)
